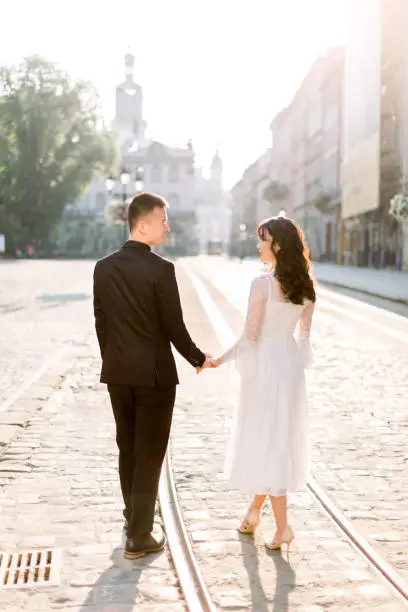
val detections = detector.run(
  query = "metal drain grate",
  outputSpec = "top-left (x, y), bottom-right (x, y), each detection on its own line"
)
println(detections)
top-left (0, 549), bottom-right (61, 589)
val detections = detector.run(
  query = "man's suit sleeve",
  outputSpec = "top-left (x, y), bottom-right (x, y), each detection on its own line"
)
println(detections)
top-left (93, 263), bottom-right (106, 358)
top-left (156, 262), bottom-right (206, 368)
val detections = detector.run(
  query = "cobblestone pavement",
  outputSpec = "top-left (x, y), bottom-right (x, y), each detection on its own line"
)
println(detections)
top-left (0, 258), bottom-right (407, 611)
top-left (0, 336), bottom-right (184, 611)
top-left (0, 260), bottom-right (95, 406)
top-left (186, 256), bottom-right (408, 583)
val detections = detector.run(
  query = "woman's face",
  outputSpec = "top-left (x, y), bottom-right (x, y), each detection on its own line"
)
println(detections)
top-left (257, 229), bottom-right (276, 266)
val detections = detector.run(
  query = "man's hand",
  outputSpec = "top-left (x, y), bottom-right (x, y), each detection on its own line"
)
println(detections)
top-left (196, 354), bottom-right (213, 374)
top-left (196, 355), bottom-right (221, 373)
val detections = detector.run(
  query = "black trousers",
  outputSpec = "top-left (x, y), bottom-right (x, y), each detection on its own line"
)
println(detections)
top-left (107, 383), bottom-right (176, 539)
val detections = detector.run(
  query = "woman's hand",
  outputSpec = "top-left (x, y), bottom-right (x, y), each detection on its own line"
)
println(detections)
top-left (196, 356), bottom-right (222, 373)
top-left (209, 357), bottom-right (222, 368)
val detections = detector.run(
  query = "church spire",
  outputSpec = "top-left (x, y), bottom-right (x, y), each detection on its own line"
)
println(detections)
top-left (124, 49), bottom-right (134, 83)
top-left (211, 146), bottom-right (222, 172)
top-left (211, 145), bottom-right (223, 187)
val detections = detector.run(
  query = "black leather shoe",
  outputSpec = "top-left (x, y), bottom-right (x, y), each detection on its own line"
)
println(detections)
top-left (124, 532), bottom-right (166, 560)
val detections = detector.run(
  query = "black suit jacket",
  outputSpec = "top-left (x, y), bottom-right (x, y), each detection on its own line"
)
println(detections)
top-left (93, 241), bottom-right (206, 387)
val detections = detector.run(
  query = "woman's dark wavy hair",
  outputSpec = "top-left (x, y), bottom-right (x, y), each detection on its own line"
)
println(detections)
top-left (258, 216), bottom-right (316, 305)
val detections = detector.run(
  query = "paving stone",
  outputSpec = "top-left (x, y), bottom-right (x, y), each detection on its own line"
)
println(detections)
top-left (0, 425), bottom-right (20, 447)
top-left (0, 413), bottom-right (28, 427)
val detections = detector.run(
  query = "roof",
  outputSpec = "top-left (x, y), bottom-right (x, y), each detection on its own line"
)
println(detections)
top-left (123, 140), bottom-right (194, 160)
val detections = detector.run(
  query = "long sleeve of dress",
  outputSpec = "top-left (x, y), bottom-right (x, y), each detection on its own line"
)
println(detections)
top-left (296, 300), bottom-right (315, 367)
top-left (219, 275), bottom-right (268, 364)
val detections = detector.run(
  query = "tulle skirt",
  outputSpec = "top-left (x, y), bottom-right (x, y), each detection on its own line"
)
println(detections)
top-left (224, 336), bottom-right (310, 496)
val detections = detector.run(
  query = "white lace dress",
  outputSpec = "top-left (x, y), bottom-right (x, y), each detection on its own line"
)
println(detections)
top-left (220, 273), bottom-right (315, 496)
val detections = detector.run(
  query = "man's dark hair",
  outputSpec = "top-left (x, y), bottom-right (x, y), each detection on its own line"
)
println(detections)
top-left (128, 192), bottom-right (166, 230)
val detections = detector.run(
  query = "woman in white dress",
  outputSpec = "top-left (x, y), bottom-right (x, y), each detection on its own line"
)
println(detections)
top-left (210, 216), bottom-right (316, 551)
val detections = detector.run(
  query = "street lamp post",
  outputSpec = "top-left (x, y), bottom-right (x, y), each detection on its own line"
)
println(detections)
top-left (105, 167), bottom-right (144, 244)
top-left (239, 223), bottom-right (247, 262)
top-left (134, 166), bottom-right (144, 194)
top-left (120, 169), bottom-right (130, 242)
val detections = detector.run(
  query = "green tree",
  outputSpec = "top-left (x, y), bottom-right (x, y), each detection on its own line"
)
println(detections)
top-left (360, 155), bottom-right (402, 231)
top-left (263, 180), bottom-right (289, 205)
top-left (0, 55), bottom-right (118, 255)
top-left (378, 156), bottom-right (401, 227)
top-left (312, 191), bottom-right (333, 214)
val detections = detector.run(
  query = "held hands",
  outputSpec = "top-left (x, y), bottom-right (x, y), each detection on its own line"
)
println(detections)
top-left (196, 354), bottom-right (222, 374)
top-left (208, 357), bottom-right (222, 368)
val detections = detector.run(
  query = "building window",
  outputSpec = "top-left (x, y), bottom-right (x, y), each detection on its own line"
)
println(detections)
top-left (169, 165), bottom-right (179, 183)
top-left (151, 165), bottom-right (161, 183)
top-left (167, 193), bottom-right (180, 209)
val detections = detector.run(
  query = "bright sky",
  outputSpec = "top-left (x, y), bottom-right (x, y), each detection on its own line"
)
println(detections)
top-left (1, 0), bottom-right (345, 187)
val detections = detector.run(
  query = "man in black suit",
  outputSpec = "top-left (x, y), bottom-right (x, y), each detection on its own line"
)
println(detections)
top-left (93, 192), bottom-right (211, 559)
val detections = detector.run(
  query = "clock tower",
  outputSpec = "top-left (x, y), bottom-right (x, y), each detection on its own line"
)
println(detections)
top-left (210, 147), bottom-right (223, 190)
top-left (115, 51), bottom-right (145, 149)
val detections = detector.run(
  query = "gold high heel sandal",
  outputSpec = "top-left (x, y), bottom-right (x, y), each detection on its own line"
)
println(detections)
top-left (238, 507), bottom-right (261, 534)
top-left (265, 525), bottom-right (294, 551)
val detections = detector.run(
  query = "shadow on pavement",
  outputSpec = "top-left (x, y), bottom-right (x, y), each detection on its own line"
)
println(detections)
top-left (37, 293), bottom-right (91, 305)
top-left (268, 549), bottom-right (296, 612)
top-left (240, 535), bottom-right (296, 611)
top-left (79, 544), bottom-right (161, 610)
top-left (0, 303), bottom-right (24, 314)
top-left (240, 536), bottom-right (269, 611)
